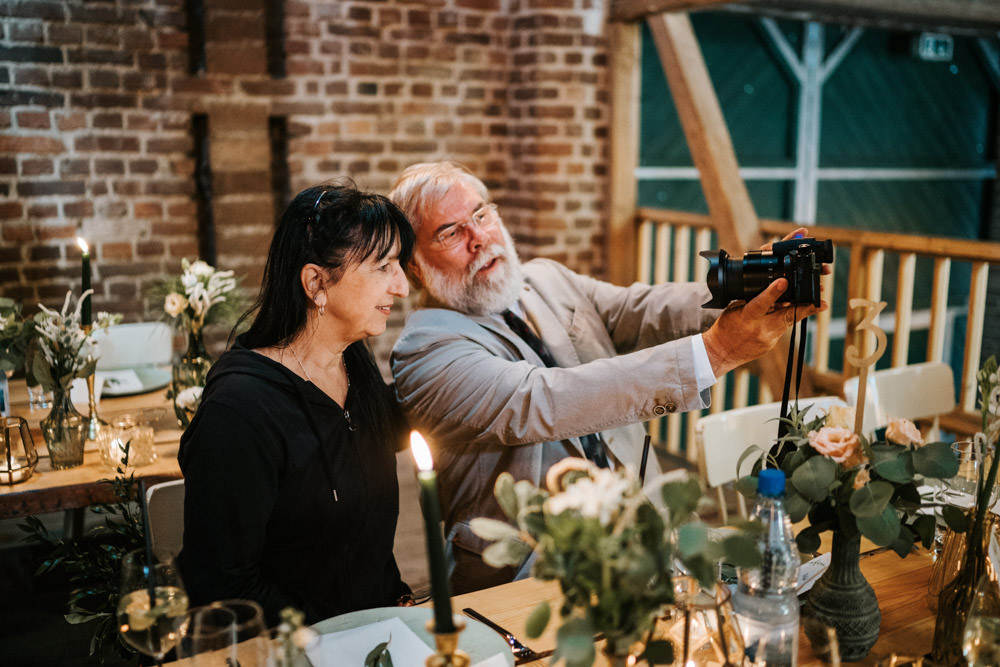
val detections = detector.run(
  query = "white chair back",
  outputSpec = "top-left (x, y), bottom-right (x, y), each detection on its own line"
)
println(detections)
top-left (146, 478), bottom-right (185, 562)
top-left (93, 322), bottom-right (173, 370)
top-left (695, 396), bottom-right (847, 521)
top-left (843, 361), bottom-right (955, 440)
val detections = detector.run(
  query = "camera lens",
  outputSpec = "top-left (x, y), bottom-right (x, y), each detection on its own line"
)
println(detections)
top-left (701, 249), bottom-right (785, 309)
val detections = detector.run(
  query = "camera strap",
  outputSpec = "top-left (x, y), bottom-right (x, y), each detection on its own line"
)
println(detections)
top-left (775, 314), bottom-right (809, 450)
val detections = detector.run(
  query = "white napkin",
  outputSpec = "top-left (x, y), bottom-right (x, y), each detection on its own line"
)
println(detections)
top-left (307, 617), bottom-right (432, 666)
top-left (101, 368), bottom-right (144, 395)
top-left (471, 654), bottom-right (511, 667)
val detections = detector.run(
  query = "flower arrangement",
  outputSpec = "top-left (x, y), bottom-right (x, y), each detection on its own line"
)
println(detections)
top-left (31, 291), bottom-right (120, 393)
top-left (471, 460), bottom-right (760, 666)
top-left (0, 297), bottom-right (34, 376)
top-left (737, 401), bottom-right (961, 555)
top-left (153, 258), bottom-right (242, 335)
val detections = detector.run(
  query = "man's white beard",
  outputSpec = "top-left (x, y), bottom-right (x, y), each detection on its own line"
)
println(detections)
top-left (416, 225), bottom-right (524, 315)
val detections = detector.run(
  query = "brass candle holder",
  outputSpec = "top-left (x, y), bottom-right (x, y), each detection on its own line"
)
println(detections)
top-left (424, 617), bottom-right (470, 667)
top-left (82, 324), bottom-right (106, 441)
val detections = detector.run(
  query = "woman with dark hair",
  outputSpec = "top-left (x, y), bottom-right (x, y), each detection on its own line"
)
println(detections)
top-left (178, 182), bottom-right (415, 625)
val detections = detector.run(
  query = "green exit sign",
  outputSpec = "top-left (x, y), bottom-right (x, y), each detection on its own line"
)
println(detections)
top-left (915, 32), bottom-right (954, 62)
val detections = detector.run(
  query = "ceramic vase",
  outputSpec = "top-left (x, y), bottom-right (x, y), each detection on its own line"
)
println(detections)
top-left (802, 531), bottom-right (881, 662)
top-left (41, 387), bottom-right (87, 470)
top-left (171, 329), bottom-right (212, 428)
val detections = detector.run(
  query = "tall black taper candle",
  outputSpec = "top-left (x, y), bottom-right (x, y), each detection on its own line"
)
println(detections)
top-left (76, 237), bottom-right (91, 326)
top-left (410, 431), bottom-right (456, 634)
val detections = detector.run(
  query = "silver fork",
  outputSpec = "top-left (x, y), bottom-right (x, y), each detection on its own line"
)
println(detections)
top-left (462, 607), bottom-right (545, 664)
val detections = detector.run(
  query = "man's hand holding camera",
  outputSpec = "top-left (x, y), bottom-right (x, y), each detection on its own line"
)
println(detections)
top-left (701, 227), bottom-right (831, 377)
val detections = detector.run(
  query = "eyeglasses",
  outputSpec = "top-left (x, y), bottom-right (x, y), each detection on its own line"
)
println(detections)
top-left (431, 203), bottom-right (499, 250)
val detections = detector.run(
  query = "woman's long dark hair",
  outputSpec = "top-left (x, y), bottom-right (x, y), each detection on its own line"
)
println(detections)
top-left (236, 182), bottom-right (415, 446)
top-left (238, 181), bottom-right (414, 350)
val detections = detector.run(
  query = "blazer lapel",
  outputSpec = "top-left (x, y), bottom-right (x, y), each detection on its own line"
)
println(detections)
top-left (519, 286), bottom-right (581, 368)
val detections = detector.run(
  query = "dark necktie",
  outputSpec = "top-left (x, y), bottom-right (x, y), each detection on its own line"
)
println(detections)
top-left (501, 309), bottom-right (610, 468)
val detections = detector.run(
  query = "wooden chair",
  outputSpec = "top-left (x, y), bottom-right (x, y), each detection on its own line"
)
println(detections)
top-left (843, 361), bottom-right (955, 441)
top-left (145, 478), bottom-right (185, 562)
top-left (695, 396), bottom-right (847, 522)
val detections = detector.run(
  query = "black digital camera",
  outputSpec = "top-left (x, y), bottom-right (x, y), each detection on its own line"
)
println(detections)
top-left (699, 237), bottom-right (833, 309)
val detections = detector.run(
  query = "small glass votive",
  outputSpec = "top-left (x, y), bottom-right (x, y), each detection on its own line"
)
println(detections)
top-left (1, 416), bottom-right (39, 485)
top-left (98, 414), bottom-right (156, 470)
top-left (27, 384), bottom-right (53, 411)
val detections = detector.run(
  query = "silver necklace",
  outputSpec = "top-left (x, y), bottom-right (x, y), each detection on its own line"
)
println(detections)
top-left (288, 345), bottom-right (356, 432)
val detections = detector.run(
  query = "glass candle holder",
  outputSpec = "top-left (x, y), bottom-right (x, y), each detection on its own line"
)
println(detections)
top-left (98, 414), bottom-right (156, 470)
top-left (1, 416), bottom-right (39, 485)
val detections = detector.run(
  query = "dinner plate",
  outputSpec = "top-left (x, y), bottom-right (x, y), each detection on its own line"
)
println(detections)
top-left (311, 606), bottom-right (515, 666)
top-left (101, 366), bottom-right (172, 397)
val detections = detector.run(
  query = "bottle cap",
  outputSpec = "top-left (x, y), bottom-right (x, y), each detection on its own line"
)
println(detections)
top-left (758, 468), bottom-right (786, 497)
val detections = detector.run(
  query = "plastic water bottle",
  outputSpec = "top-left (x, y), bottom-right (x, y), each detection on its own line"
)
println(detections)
top-left (732, 468), bottom-right (801, 666)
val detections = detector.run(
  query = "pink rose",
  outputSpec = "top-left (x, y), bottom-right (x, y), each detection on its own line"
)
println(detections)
top-left (886, 418), bottom-right (923, 446)
top-left (809, 426), bottom-right (866, 468)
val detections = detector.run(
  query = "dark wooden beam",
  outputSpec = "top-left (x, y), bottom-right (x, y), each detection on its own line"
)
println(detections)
top-left (611, 0), bottom-right (1000, 35)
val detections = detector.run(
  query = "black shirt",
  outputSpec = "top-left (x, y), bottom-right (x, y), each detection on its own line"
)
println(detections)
top-left (178, 339), bottom-right (409, 625)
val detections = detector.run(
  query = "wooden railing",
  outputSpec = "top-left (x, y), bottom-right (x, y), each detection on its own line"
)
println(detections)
top-left (635, 207), bottom-right (1000, 461)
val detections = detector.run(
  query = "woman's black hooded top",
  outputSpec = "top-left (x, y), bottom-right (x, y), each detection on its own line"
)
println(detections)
top-left (178, 338), bottom-right (410, 625)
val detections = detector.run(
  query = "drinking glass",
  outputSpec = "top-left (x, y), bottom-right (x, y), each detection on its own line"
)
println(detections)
top-left (178, 604), bottom-right (238, 666)
top-left (116, 550), bottom-right (189, 665)
top-left (217, 598), bottom-right (271, 667)
top-left (179, 600), bottom-right (271, 667)
top-left (962, 574), bottom-right (1000, 666)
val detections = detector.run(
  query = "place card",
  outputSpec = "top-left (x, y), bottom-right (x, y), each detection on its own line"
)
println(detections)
top-left (796, 552), bottom-right (831, 596)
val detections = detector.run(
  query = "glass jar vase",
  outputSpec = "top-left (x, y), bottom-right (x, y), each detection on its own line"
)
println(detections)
top-left (171, 329), bottom-right (212, 428)
top-left (41, 387), bottom-right (87, 470)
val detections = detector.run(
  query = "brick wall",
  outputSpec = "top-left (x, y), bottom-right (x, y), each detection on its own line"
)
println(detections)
top-left (1, 0), bottom-right (614, 366)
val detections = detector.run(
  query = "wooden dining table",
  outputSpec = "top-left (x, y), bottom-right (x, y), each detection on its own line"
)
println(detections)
top-left (444, 547), bottom-right (936, 666)
top-left (0, 378), bottom-right (183, 520)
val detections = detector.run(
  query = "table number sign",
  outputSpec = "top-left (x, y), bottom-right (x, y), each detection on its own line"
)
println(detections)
top-left (845, 297), bottom-right (888, 435)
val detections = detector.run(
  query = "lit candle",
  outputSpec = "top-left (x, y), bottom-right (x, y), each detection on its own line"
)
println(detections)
top-left (76, 237), bottom-right (91, 327)
top-left (409, 430), bottom-right (455, 634)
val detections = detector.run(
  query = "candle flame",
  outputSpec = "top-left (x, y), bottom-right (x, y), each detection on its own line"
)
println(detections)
top-left (409, 431), bottom-right (434, 471)
top-left (76, 236), bottom-right (89, 254)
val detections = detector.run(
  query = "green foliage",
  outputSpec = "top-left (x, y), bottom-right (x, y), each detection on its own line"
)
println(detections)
top-left (0, 297), bottom-right (34, 375)
top-left (738, 401), bottom-right (962, 555)
top-left (363, 638), bottom-right (393, 667)
top-left (472, 460), bottom-right (760, 663)
top-left (19, 446), bottom-right (145, 662)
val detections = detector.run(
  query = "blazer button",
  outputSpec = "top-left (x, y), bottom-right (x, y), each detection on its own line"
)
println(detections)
top-left (653, 403), bottom-right (677, 416)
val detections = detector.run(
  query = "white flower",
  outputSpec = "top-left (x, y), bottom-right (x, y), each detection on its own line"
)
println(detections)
top-left (187, 259), bottom-right (214, 278)
top-left (175, 386), bottom-right (204, 412)
top-left (163, 292), bottom-right (188, 317)
top-left (824, 405), bottom-right (856, 430)
top-left (989, 385), bottom-right (1000, 418)
top-left (544, 466), bottom-right (635, 526)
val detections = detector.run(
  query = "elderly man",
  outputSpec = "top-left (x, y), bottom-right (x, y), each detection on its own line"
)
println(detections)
top-left (389, 161), bottom-right (823, 593)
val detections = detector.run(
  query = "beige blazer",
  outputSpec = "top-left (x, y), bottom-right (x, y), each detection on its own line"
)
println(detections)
top-left (391, 258), bottom-right (718, 592)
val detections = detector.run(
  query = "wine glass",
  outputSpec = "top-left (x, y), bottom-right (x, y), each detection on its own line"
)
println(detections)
top-left (962, 574), bottom-right (1000, 666)
top-left (179, 600), bottom-right (271, 666)
top-left (178, 604), bottom-right (238, 666)
top-left (215, 599), bottom-right (271, 667)
top-left (116, 549), bottom-right (189, 665)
